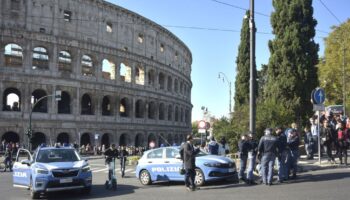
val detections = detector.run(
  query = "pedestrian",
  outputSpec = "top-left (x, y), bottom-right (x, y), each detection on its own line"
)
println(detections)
top-left (275, 126), bottom-right (288, 183)
top-left (310, 116), bottom-right (319, 154)
top-left (182, 134), bottom-right (200, 191)
top-left (258, 128), bottom-right (280, 186)
top-left (238, 134), bottom-right (249, 183)
top-left (3, 147), bottom-right (13, 172)
top-left (320, 120), bottom-right (335, 163)
top-left (119, 146), bottom-right (129, 177)
top-left (104, 144), bottom-right (119, 182)
top-left (304, 127), bottom-right (315, 160)
top-left (337, 122), bottom-right (349, 165)
top-left (287, 129), bottom-right (300, 179)
top-left (208, 136), bottom-right (219, 155)
top-left (218, 137), bottom-right (230, 156)
top-left (246, 133), bottom-right (258, 185)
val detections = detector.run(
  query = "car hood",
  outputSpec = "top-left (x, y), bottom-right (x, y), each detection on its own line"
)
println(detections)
top-left (197, 155), bottom-right (233, 163)
top-left (34, 160), bottom-right (86, 170)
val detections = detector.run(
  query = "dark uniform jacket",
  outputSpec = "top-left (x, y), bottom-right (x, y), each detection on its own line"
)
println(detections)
top-left (238, 140), bottom-right (250, 157)
top-left (104, 148), bottom-right (119, 164)
top-left (320, 126), bottom-right (333, 144)
top-left (183, 142), bottom-right (200, 169)
top-left (277, 133), bottom-right (287, 152)
top-left (248, 139), bottom-right (259, 156)
top-left (258, 135), bottom-right (279, 156)
top-left (287, 135), bottom-right (300, 151)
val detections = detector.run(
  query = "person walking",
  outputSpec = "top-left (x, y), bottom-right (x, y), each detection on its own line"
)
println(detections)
top-left (182, 134), bottom-right (200, 191)
top-left (320, 120), bottom-right (335, 163)
top-left (287, 129), bottom-right (300, 179)
top-left (218, 137), bottom-right (230, 156)
top-left (337, 122), bottom-right (349, 165)
top-left (238, 134), bottom-right (249, 183)
top-left (119, 146), bottom-right (129, 177)
top-left (104, 144), bottom-right (119, 182)
top-left (258, 128), bottom-right (280, 186)
top-left (246, 133), bottom-right (258, 185)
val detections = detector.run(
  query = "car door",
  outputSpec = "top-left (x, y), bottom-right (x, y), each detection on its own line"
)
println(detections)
top-left (12, 148), bottom-right (32, 188)
top-left (146, 148), bottom-right (168, 181)
top-left (164, 148), bottom-right (183, 180)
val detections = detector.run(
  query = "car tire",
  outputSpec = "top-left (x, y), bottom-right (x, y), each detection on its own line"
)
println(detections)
top-left (139, 170), bottom-right (152, 185)
top-left (195, 168), bottom-right (205, 186)
top-left (30, 180), bottom-right (40, 199)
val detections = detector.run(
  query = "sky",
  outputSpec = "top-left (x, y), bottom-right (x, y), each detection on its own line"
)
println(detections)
top-left (106, 0), bottom-right (350, 122)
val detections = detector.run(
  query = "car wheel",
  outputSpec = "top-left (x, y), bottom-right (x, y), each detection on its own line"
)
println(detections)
top-left (30, 180), bottom-right (40, 199)
top-left (195, 168), bottom-right (205, 186)
top-left (139, 170), bottom-right (152, 185)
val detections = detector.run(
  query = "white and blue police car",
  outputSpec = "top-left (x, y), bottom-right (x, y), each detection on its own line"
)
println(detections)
top-left (12, 144), bottom-right (92, 199)
top-left (136, 147), bottom-right (237, 186)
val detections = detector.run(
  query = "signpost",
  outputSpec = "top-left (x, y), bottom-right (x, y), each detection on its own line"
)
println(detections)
top-left (311, 87), bottom-right (325, 165)
top-left (198, 120), bottom-right (208, 144)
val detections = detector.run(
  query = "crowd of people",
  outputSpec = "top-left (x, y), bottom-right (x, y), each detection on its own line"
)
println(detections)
top-left (1, 141), bottom-right (20, 172)
top-left (78, 143), bottom-right (147, 157)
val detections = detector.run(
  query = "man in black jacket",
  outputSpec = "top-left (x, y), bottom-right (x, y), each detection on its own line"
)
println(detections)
top-left (320, 120), bottom-right (335, 163)
top-left (104, 144), bottom-right (119, 181)
top-left (238, 134), bottom-right (249, 182)
top-left (287, 129), bottom-right (300, 179)
top-left (182, 134), bottom-right (200, 191)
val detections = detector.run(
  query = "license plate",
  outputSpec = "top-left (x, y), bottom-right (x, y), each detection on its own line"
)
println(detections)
top-left (228, 168), bottom-right (234, 173)
top-left (60, 178), bottom-right (73, 183)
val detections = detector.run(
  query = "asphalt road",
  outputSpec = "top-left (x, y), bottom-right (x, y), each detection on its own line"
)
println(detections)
top-left (1, 158), bottom-right (350, 200)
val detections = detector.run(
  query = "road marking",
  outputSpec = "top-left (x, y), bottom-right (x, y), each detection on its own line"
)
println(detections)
top-left (92, 168), bottom-right (108, 173)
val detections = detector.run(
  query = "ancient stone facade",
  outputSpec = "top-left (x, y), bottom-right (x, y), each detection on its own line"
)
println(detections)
top-left (0, 0), bottom-right (192, 149)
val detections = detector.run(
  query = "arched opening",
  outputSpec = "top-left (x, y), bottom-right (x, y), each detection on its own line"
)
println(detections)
top-left (81, 54), bottom-right (94, 76)
top-left (1, 131), bottom-right (20, 144)
top-left (148, 101), bottom-right (156, 119)
top-left (168, 105), bottom-right (173, 121)
top-left (167, 76), bottom-right (172, 92)
top-left (31, 89), bottom-right (48, 113)
top-left (174, 79), bottom-right (179, 93)
top-left (119, 134), bottom-right (128, 146)
top-left (175, 106), bottom-right (179, 122)
top-left (135, 133), bottom-right (144, 147)
top-left (159, 103), bottom-right (165, 120)
top-left (120, 62), bottom-right (132, 83)
top-left (102, 59), bottom-right (115, 80)
top-left (158, 72), bottom-right (165, 90)
top-left (81, 133), bottom-right (91, 146)
top-left (148, 69), bottom-right (155, 86)
top-left (2, 87), bottom-right (21, 111)
top-left (31, 132), bottom-right (46, 150)
top-left (102, 96), bottom-right (112, 116)
top-left (81, 93), bottom-right (93, 115)
top-left (135, 65), bottom-right (145, 85)
top-left (101, 133), bottom-right (110, 148)
top-left (119, 97), bottom-right (130, 117)
top-left (135, 99), bottom-right (145, 118)
top-left (32, 47), bottom-right (49, 70)
top-left (57, 91), bottom-right (71, 114)
top-left (57, 132), bottom-right (70, 144)
top-left (148, 134), bottom-right (157, 149)
top-left (180, 108), bottom-right (184, 122)
top-left (58, 50), bottom-right (72, 72)
top-left (4, 43), bottom-right (23, 67)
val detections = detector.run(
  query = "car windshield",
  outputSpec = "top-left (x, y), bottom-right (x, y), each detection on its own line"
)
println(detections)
top-left (36, 149), bottom-right (80, 163)
top-left (196, 150), bottom-right (208, 157)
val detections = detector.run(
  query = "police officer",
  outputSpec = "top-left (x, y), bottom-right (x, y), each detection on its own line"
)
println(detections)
top-left (287, 129), bottom-right (300, 179)
top-left (276, 127), bottom-right (288, 183)
top-left (246, 133), bottom-right (258, 185)
top-left (258, 128), bottom-right (280, 186)
top-left (238, 134), bottom-right (249, 182)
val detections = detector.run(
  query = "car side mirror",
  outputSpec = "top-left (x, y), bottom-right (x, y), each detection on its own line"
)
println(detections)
top-left (175, 154), bottom-right (181, 159)
top-left (21, 159), bottom-right (31, 166)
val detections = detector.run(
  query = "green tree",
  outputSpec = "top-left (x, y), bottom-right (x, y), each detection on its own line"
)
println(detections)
top-left (191, 121), bottom-right (199, 137)
top-left (318, 19), bottom-right (350, 111)
top-left (265, 0), bottom-right (319, 124)
top-left (212, 116), bottom-right (240, 152)
top-left (234, 10), bottom-right (258, 111)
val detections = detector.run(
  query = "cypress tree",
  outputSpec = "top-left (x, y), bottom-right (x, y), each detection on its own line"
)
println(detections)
top-left (265, 0), bottom-right (319, 123)
top-left (234, 10), bottom-right (257, 111)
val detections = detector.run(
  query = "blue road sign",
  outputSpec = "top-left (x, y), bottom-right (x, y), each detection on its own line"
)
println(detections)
top-left (313, 88), bottom-right (325, 104)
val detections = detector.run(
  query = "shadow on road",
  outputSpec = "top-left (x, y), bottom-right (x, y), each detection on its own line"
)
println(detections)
top-left (286, 171), bottom-right (350, 185)
top-left (43, 184), bottom-right (139, 199)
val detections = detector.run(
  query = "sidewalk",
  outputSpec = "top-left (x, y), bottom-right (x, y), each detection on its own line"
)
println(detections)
top-left (298, 154), bottom-right (349, 172)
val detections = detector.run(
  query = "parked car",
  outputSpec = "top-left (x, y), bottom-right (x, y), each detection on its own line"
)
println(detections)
top-left (136, 146), bottom-right (237, 186)
top-left (12, 144), bottom-right (92, 199)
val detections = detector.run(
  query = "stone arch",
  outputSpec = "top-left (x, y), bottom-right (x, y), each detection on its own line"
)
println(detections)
top-left (148, 133), bottom-right (157, 148)
top-left (135, 133), bottom-right (144, 147)
top-left (2, 87), bottom-right (21, 111)
top-left (158, 72), bottom-right (165, 90)
top-left (167, 104), bottom-right (173, 121)
top-left (120, 62), bottom-right (132, 83)
top-left (57, 91), bottom-right (71, 114)
top-left (102, 59), bottom-right (116, 80)
top-left (32, 132), bottom-right (46, 150)
top-left (81, 54), bottom-right (94, 76)
top-left (135, 99), bottom-right (145, 118)
top-left (1, 131), bottom-right (20, 144)
top-left (148, 101), bottom-right (157, 119)
top-left (31, 89), bottom-right (48, 113)
top-left (58, 50), bottom-right (72, 72)
top-left (101, 133), bottom-right (110, 148)
top-left (81, 93), bottom-right (94, 115)
top-left (32, 46), bottom-right (49, 70)
top-left (81, 133), bottom-right (91, 146)
top-left (102, 95), bottom-right (112, 116)
top-left (167, 76), bottom-right (172, 92)
top-left (57, 132), bottom-right (70, 144)
top-left (148, 69), bottom-right (156, 86)
top-left (119, 97), bottom-right (131, 117)
top-left (159, 103), bottom-right (165, 120)
top-left (119, 133), bottom-right (129, 146)
top-left (4, 43), bottom-right (23, 67)
top-left (135, 65), bottom-right (145, 85)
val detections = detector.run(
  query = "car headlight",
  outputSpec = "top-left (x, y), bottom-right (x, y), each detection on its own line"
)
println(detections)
top-left (204, 162), bottom-right (222, 167)
top-left (82, 165), bottom-right (90, 172)
top-left (35, 168), bottom-right (49, 175)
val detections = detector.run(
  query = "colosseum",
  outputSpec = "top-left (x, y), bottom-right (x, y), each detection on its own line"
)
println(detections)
top-left (0, 0), bottom-right (192, 150)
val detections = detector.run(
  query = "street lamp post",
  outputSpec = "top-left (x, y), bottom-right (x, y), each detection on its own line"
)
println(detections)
top-left (27, 91), bottom-right (61, 150)
top-left (218, 72), bottom-right (232, 114)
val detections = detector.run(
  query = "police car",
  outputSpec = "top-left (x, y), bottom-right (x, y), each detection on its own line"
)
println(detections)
top-left (12, 144), bottom-right (92, 199)
top-left (136, 147), bottom-right (237, 186)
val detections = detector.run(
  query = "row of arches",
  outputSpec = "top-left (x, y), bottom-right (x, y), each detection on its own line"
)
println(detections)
top-left (2, 87), bottom-right (191, 124)
top-left (1, 131), bottom-right (186, 150)
top-left (2, 43), bottom-right (191, 97)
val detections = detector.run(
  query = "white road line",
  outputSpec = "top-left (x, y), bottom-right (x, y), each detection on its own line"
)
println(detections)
top-left (92, 168), bottom-right (108, 173)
